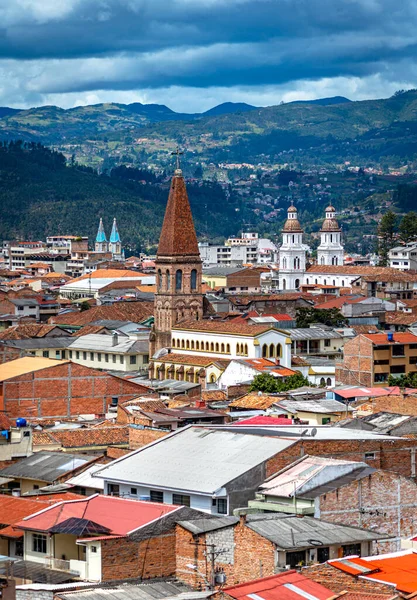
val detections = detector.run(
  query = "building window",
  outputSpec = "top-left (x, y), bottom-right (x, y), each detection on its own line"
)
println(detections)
top-left (324, 339), bottom-right (331, 347)
top-left (150, 490), bottom-right (164, 503)
top-left (166, 270), bottom-right (171, 291)
top-left (32, 533), bottom-right (47, 554)
top-left (392, 345), bottom-right (405, 357)
top-left (157, 269), bottom-right (162, 291)
top-left (120, 355), bottom-right (124, 364)
top-left (69, 350), bottom-right (73, 359)
top-left (108, 483), bottom-right (120, 496)
top-left (97, 353), bottom-right (102, 362)
top-left (42, 350), bottom-right (49, 358)
top-left (91, 546), bottom-right (97, 553)
top-left (217, 498), bottom-right (227, 514)
top-left (364, 452), bottom-right (376, 460)
top-left (173, 493), bottom-right (191, 507)
top-left (390, 365), bottom-right (406, 374)
top-left (191, 269), bottom-right (197, 290)
top-left (90, 352), bottom-right (94, 361)
top-left (130, 355), bottom-right (137, 364)
top-left (112, 354), bottom-right (116, 363)
top-left (83, 352), bottom-right (87, 360)
top-left (342, 543), bottom-right (361, 557)
top-left (55, 351), bottom-right (60, 358)
top-left (226, 344), bottom-right (230, 354)
top-left (175, 269), bottom-right (183, 291)
top-left (105, 354), bottom-right (109, 362)
top-left (130, 487), bottom-right (137, 495)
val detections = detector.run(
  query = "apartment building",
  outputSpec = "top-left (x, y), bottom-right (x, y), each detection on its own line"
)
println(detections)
top-left (389, 242), bottom-right (417, 271)
top-left (336, 331), bottom-right (417, 386)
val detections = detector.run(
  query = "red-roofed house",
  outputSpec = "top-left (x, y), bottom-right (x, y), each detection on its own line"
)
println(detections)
top-left (15, 494), bottom-right (206, 583)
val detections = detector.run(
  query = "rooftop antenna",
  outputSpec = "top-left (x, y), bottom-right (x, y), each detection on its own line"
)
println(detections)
top-left (172, 146), bottom-right (184, 171)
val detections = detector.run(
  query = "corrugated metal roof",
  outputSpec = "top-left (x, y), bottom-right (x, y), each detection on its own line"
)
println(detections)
top-left (278, 399), bottom-right (352, 415)
top-left (245, 514), bottom-right (389, 549)
top-left (286, 328), bottom-right (342, 340)
top-left (66, 464), bottom-right (105, 490)
top-left (95, 427), bottom-right (297, 494)
top-left (0, 451), bottom-right (97, 483)
top-left (178, 516), bottom-right (238, 534)
top-left (54, 583), bottom-right (209, 600)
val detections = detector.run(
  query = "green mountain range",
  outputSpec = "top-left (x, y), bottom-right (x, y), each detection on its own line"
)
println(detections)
top-left (0, 92), bottom-right (416, 170)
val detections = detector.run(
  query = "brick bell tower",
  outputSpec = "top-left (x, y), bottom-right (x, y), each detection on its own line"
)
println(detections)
top-left (150, 164), bottom-right (203, 356)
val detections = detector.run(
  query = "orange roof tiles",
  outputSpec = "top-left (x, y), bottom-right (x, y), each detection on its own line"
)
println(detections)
top-left (49, 301), bottom-right (153, 326)
top-left (46, 426), bottom-right (129, 449)
top-left (157, 171), bottom-right (200, 257)
top-left (361, 332), bottom-right (417, 344)
top-left (229, 392), bottom-right (283, 410)
top-left (307, 264), bottom-right (417, 282)
top-left (384, 311), bottom-right (417, 325)
top-left (172, 319), bottom-right (280, 336)
top-left (156, 352), bottom-right (227, 368)
top-left (0, 495), bottom-right (53, 538)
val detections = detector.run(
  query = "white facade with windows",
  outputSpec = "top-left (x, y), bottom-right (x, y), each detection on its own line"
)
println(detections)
top-left (171, 325), bottom-right (292, 367)
top-left (389, 243), bottom-right (417, 271)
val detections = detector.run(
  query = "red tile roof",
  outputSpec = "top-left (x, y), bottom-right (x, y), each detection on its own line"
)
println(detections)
top-left (157, 171), bottom-right (199, 257)
top-left (16, 494), bottom-right (181, 537)
top-left (224, 571), bottom-right (334, 600)
top-left (360, 332), bottom-right (417, 345)
top-left (46, 426), bottom-right (129, 449)
top-left (49, 301), bottom-right (153, 325)
top-left (384, 311), bottom-right (417, 325)
top-left (173, 320), bottom-right (280, 336)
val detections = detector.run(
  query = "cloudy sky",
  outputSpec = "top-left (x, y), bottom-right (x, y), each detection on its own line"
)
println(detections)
top-left (0, 0), bottom-right (416, 112)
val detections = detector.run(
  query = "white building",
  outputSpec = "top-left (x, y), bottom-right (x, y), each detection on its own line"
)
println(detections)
top-left (317, 205), bottom-right (344, 266)
top-left (389, 242), bottom-right (417, 271)
top-left (199, 232), bottom-right (277, 267)
top-left (170, 320), bottom-right (292, 366)
top-left (278, 205), bottom-right (307, 291)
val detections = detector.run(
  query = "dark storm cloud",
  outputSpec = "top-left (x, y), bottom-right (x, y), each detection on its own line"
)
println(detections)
top-left (0, 0), bottom-right (416, 104)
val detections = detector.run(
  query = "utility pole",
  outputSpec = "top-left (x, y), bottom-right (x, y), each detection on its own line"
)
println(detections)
top-left (189, 541), bottom-right (228, 589)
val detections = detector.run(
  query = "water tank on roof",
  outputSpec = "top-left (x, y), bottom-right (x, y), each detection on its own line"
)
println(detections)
top-left (0, 430), bottom-right (9, 439)
top-left (387, 332), bottom-right (394, 343)
top-left (16, 418), bottom-right (27, 428)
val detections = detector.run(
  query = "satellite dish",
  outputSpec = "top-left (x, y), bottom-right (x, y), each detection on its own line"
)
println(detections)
top-left (300, 429), bottom-right (308, 437)
top-left (310, 428), bottom-right (318, 437)
top-left (153, 347), bottom-right (169, 360)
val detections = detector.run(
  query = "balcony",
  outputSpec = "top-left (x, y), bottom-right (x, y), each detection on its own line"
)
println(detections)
top-left (47, 556), bottom-right (86, 578)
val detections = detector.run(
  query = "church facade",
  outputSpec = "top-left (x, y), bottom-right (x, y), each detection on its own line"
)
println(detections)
top-left (277, 204), bottom-right (345, 291)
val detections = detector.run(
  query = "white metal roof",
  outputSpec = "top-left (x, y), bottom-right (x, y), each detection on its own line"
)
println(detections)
top-left (94, 426), bottom-right (296, 494)
top-left (66, 464), bottom-right (105, 491)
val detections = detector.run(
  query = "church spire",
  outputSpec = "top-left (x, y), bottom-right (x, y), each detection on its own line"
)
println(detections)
top-left (110, 218), bottom-right (121, 243)
top-left (96, 217), bottom-right (107, 243)
top-left (157, 168), bottom-right (199, 258)
top-left (95, 217), bottom-right (108, 253)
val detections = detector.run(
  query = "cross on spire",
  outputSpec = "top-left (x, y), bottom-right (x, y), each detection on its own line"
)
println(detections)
top-left (172, 146), bottom-right (183, 170)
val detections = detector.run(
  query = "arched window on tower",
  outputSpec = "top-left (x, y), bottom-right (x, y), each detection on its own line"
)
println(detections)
top-left (191, 269), bottom-right (197, 291)
top-left (276, 344), bottom-right (282, 358)
top-left (175, 269), bottom-right (183, 291)
top-left (262, 344), bottom-right (268, 358)
top-left (320, 256), bottom-right (325, 265)
top-left (166, 270), bottom-right (171, 291)
top-left (326, 377), bottom-right (332, 387)
top-left (157, 269), bottom-right (162, 291)
top-left (282, 279), bottom-right (287, 290)
top-left (282, 257), bottom-right (287, 269)
top-left (226, 344), bottom-right (230, 354)
top-left (269, 343), bottom-right (275, 358)
top-left (295, 278), bottom-right (300, 289)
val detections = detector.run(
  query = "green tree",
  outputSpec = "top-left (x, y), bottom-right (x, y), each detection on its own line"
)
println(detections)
top-left (388, 373), bottom-right (417, 387)
top-left (249, 372), bottom-right (310, 393)
top-left (295, 307), bottom-right (347, 328)
top-left (399, 212), bottom-right (417, 243)
top-left (377, 210), bottom-right (398, 265)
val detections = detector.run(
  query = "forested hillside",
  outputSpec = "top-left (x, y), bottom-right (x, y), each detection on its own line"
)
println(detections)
top-left (0, 142), bottom-right (241, 249)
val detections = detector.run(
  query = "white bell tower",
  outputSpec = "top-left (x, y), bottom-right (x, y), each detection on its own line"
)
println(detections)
top-left (317, 206), bottom-right (344, 266)
top-left (279, 205), bottom-right (306, 290)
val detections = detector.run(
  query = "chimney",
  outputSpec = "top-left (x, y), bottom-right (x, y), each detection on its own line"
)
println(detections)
top-left (112, 332), bottom-right (118, 347)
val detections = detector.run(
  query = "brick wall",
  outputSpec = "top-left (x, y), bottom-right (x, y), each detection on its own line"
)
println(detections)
top-left (265, 438), bottom-right (417, 478)
top-left (336, 335), bottom-right (373, 386)
top-left (175, 518), bottom-right (276, 589)
top-left (319, 469), bottom-right (417, 553)
top-left (101, 532), bottom-right (176, 581)
top-left (1, 362), bottom-right (149, 419)
top-left (0, 344), bottom-right (24, 365)
top-left (129, 426), bottom-right (169, 449)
